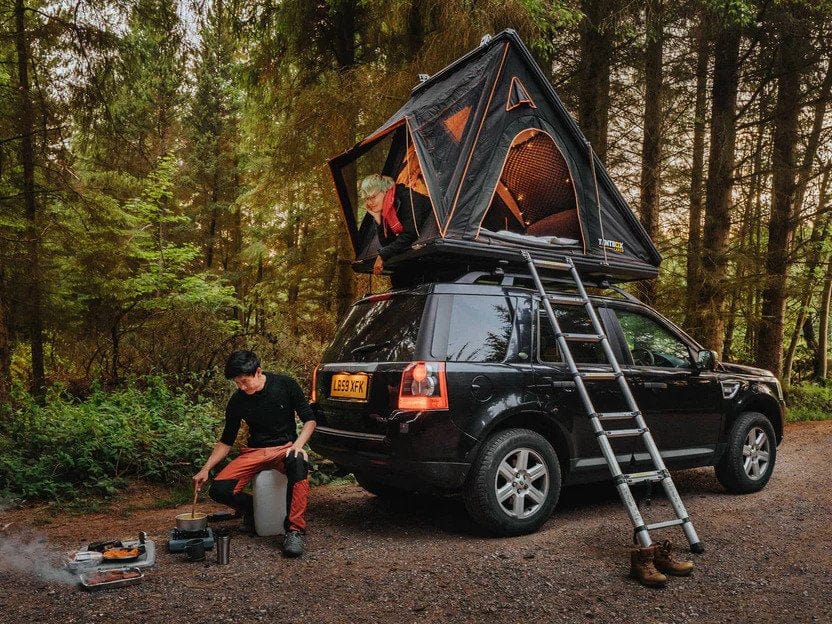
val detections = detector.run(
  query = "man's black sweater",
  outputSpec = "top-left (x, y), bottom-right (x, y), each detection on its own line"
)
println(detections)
top-left (219, 372), bottom-right (315, 448)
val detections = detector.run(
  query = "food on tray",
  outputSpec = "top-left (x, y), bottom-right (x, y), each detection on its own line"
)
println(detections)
top-left (102, 547), bottom-right (140, 560)
top-left (84, 569), bottom-right (141, 585)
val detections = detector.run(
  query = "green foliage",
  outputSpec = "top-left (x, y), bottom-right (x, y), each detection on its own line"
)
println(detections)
top-left (703, 0), bottom-right (757, 25)
top-left (786, 383), bottom-right (832, 422)
top-left (0, 378), bottom-right (220, 500)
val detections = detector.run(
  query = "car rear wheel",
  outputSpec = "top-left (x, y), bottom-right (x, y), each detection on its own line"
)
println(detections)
top-left (463, 428), bottom-right (561, 536)
top-left (715, 411), bottom-right (777, 493)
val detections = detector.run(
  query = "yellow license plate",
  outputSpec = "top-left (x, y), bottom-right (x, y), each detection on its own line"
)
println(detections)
top-left (330, 373), bottom-right (369, 400)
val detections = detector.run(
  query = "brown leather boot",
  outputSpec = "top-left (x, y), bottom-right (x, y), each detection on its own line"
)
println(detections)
top-left (653, 540), bottom-right (694, 576)
top-left (630, 544), bottom-right (668, 588)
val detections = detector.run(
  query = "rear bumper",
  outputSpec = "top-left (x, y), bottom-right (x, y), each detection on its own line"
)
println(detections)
top-left (311, 425), bottom-right (470, 492)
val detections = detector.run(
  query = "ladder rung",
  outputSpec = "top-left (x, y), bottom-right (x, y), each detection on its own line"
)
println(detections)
top-left (597, 411), bottom-right (640, 421)
top-left (580, 372), bottom-right (618, 381)
top-left (645, 518), bottom-right (686, 531)
top-left (623, 470), bottom-right (666, 485)
top-left (561, 333), bottom-right (603, 342)
top-left (548, 295), bottom-right (585, 306)
top-left (533, 259), bottom-right (571, 271)
top-left (603, 428), bottom-right (647, 439)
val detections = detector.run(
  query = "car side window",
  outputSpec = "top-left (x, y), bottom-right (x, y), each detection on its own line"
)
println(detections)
top-left (615, 309), bottom-right (692, 368)
top-left (537, 306), bottom-right (606, 364)
top-left (446, 295), bottom-right (515, 362)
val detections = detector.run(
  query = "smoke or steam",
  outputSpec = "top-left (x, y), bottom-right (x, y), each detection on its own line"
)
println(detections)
top-left (0, 531), bottom-right (77, 585)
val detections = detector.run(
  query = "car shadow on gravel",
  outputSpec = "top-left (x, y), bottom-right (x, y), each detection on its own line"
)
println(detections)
top-left (314, 467), bottom-right (728, 539)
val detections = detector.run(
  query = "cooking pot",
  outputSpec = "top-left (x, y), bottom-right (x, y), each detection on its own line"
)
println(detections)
top-left (175, 512), bottom-right (208, 532)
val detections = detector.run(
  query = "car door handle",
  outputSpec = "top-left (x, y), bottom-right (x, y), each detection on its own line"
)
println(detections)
top-left (643, 382), bottom-right (667, 389)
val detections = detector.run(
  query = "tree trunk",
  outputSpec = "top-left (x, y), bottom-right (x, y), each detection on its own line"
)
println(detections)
top-left (329, 1), bottom-right (359, 320)
top-left (755, 9), bottom-right (807, 378)
top-left (0, 268), bottom-right (11, 404)
top-left (205, 168), bottom-right (219, 269)
top-left (783, 170), bottom-right (831, 383)
top-left (111, 323), bottom-right (120, 385)
top-left (578, 0), bottom-right (616, 161)
top-left (792, 64), bottom-right (832, 218)
top-left (817, 259), bottom-right (832, 379)
top-left (697, 18), bottom-right (741, 352)
top-left (635, 0), bottom-right (663, 306)
top-left (684, 16), bottom-right (710, 333)
top-left (14, 0), bottom-right (45, 396)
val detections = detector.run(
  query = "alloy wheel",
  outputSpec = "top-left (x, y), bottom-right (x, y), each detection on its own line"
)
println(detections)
top-left (494, 447), bottom-right (550, 519)
top-left (742, 427), bottom-right (771, 481)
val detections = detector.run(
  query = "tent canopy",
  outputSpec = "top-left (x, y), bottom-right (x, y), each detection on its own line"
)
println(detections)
top-left (329, 29), bottom-right (661, 282)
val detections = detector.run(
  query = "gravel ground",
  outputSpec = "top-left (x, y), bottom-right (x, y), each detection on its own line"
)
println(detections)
top-left (1, 420), bottom-right (830, 624)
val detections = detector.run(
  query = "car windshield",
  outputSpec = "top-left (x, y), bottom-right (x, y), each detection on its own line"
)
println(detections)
top-left (324, 294), bottom-right (427, 363)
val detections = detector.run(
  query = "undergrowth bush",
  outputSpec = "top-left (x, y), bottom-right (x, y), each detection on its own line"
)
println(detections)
top-left (786, 383), bottom-right (832, 422)
top-left (0, 377), bottom-right (220, 500)
top-left (0, 375), bottom-right (348, 502)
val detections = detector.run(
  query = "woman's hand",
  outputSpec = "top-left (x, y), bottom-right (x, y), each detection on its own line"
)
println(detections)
top-left (373, 255), bottom-right (384, 275)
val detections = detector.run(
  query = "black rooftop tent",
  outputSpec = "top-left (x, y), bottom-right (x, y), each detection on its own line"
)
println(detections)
top-left (328, 29), bottom-right (661, 282)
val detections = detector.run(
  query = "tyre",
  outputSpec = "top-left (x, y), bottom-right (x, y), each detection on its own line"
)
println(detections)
top-left (463, 428), bottom-right (561, 536)
top-left (715, 411), bottom-right (777, 493)
top-left (354, 472), bottom-right (411, 499)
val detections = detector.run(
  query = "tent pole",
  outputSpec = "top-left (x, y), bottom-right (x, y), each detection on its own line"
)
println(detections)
top-left (588, 140), bottom-right (608, 266)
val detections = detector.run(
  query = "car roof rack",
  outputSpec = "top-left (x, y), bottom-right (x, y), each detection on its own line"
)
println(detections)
top-left (452, 266), bottom-right (643, 304)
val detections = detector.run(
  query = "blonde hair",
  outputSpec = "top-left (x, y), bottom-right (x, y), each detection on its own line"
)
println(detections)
top-left (359, 174), bottom-right (394, 200)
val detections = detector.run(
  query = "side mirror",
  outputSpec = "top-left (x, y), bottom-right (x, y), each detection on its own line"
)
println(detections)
top-left (695, 349), bottom-right (717, 372)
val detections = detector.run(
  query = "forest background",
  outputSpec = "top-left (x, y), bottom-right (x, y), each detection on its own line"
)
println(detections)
top-left (2, 0), bottom-right (832, 502)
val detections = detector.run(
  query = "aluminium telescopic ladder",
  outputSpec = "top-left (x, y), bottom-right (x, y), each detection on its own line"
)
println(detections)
top-left (522, 251), bottom-right (704, 553)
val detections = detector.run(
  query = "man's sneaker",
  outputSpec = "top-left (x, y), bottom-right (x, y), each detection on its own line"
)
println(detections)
top-left (653, 540), bottom-right (694, 576)
top-left (282, 530), bottom-right (304, 557)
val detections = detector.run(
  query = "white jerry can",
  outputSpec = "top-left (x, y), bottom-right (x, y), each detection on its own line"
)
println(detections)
top-left (252, 469), bottom-right (288, 536)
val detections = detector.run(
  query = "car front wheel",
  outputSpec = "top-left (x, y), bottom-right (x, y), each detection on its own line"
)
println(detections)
top-left (463, 428), bottom-right (561, 536)
top-left (715, 411), bottom-right (777, 493)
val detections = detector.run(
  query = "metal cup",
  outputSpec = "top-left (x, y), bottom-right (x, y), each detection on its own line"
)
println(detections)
top-left (216, 534), bottom-right (231, 565)
top-left (184, 538), bottom-right (205, 562)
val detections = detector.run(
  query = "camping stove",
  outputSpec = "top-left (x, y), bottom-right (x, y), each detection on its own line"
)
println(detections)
top-left (167, 527), bottom-right (215, 553)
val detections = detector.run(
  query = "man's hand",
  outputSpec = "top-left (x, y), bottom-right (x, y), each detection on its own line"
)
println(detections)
top-left (373, 255), bottom-right (384, 275)
top-left (193, 468), bottom-right (210, 490)
top-left (286, 444), bottom-right (309, 461)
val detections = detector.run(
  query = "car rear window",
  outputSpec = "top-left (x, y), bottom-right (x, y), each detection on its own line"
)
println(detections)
top-left (324, 294), bottom-right (427, 363)
top-left (445, 295), bottom-right (515, 362)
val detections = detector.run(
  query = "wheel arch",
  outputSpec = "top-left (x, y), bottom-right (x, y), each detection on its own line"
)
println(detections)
top-left (734, 391), bottom-right (784, 444)
top-left (473, 410), bottom-right (574, 479)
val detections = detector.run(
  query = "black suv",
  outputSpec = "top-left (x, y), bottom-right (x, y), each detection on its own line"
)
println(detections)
top-left (309, 272), bottom-right (784, 535)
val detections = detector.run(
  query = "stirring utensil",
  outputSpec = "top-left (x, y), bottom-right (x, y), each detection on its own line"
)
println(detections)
top-left (191, 484), bottom-right (199, 519)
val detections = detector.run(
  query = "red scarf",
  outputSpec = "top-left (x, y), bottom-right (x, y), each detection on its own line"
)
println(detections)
top-left (381, 186), bottom-right (403, 237)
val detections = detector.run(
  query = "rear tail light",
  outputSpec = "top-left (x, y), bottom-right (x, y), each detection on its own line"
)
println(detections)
top-left (398, 361), bottom-right (448, 411)
top-left (311, 365), bottom-right (319, 402)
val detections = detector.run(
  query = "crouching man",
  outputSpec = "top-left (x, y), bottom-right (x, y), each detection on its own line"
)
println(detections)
top-left (193, 350), bottom-right (316, 557)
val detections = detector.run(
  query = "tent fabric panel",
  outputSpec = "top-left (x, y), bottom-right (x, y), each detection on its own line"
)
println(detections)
top-left (407, 43), bottom-right (509, 226)
top-left (506, 76), bottom-right (536, 111)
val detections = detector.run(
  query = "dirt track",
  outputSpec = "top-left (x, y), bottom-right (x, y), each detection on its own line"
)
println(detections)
top-left (1, 420), bottom-right (830, 624)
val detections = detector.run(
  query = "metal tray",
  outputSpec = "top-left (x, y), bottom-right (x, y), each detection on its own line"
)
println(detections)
top-left (78, 566), bottom-right (144, 591)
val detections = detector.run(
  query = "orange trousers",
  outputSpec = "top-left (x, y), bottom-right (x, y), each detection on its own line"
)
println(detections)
top-left (212, 444), bottom-right (309, 532)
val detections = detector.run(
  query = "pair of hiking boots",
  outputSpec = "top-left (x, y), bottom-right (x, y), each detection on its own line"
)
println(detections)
top-left (630, 540), bottom-right (694, 588)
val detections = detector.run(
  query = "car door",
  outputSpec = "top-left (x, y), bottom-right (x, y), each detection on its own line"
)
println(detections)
top-left (437, 291), bottom-right (536, 447)
top-left (531, 298), bottom-right (635, 480)
top-left (610, 306), bottom-right (723, 467)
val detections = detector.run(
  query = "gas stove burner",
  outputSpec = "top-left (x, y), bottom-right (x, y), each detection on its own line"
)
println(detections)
top-left (167, 527), bottom-right (215, 553)
top-left (171, 528), bottom-right (209, 540)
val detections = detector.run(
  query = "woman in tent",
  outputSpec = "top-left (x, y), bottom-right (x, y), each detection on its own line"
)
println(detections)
top-left (359, 173), bottom-right (431, 277)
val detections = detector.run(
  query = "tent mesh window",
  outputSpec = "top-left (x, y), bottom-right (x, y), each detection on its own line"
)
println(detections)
top-left (481, 130), bottom-right (581, 241)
